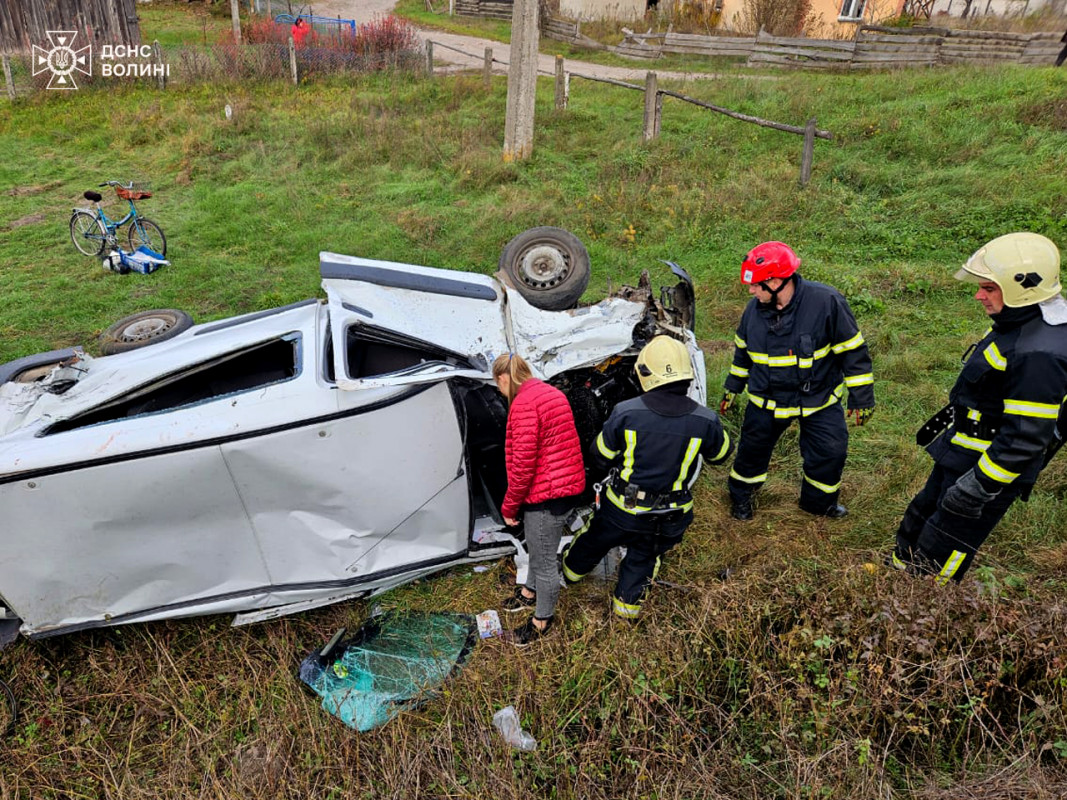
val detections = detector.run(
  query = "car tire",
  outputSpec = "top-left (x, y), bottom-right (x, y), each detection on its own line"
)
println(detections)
top-left (499, 227), bottom-right (591, 311)
top-left (99, 309), bottom-right (194, 355)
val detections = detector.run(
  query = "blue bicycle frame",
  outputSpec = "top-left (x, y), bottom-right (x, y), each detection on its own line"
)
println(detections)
top-left (96, 197), bottom-right (141, 241)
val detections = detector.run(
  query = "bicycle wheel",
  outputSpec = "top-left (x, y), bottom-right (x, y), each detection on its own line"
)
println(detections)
top-left (127, 218), bottom-right (167, 258)
top-left (70, 211), bottom-right (108, 257)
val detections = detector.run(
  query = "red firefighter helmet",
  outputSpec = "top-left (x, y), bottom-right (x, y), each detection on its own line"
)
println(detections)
top-left (741, 242), bottom-right (800, 285)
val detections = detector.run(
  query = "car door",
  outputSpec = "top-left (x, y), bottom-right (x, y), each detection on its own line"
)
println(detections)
top-left (320, 252), bottom-right (512, 390)
top-left (292, 253), bottom-right (514, 583)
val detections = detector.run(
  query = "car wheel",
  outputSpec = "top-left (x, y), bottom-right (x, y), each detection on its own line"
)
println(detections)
top-left (499, 227), bottom-right (591, 311)
top-left (99, 309), bottom-right (194, 355)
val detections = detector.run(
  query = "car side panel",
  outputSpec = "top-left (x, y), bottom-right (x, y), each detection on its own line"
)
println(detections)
top-left (0, 447), bottom-right (269, 636)
top-left (223, 381), bottom-right (470, 584)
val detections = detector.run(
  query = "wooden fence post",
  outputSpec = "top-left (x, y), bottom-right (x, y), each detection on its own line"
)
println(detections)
top-left (643, 71), bottom-right (660, 142)
top-left (152, 40), bottom-right (166, 90)
top-left (230, 0), bottom-right (242, 44)
top-left (2, 55), bottom-right (15, 101)
top-left (426, 41), bottom-right (434, 77)
top-left (289, 36), bottom-right (298, 85)
top-left (799, 117), bottom-right (816, 186)
top-left (483, 47), bottom-right (493, 89)
top-left (554, 55), bottom-right (567, 110)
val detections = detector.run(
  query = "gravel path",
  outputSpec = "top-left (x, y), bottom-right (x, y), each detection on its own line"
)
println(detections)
top-left (305, 0), bottom-right (743, 83)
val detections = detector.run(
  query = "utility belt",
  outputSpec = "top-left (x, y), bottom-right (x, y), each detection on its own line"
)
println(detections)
top-left (593, 470), bottom-right (692, 516)
top-left (916, 404), bottom-right (1001, 447)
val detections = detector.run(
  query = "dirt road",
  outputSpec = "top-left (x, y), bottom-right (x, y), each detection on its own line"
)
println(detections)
top-left (306, 0), bottom-right (740, 83)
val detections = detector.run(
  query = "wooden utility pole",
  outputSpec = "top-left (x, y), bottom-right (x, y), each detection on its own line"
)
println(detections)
top-left (230, 0), bottom-right (242, 44)
top-left (642, 71), bottom-right (660, 142)
top-left (503, 0), bottom-right (540, 161)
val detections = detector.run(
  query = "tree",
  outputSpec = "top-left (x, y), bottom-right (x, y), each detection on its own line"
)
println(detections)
top-left (735, 0), bottom-right (812, 35)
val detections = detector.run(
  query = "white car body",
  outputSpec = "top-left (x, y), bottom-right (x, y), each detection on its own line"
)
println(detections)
top-left (0, 253), bottom-right (704, 640)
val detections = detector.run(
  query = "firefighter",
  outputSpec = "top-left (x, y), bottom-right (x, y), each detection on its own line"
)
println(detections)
top-left (892, 232), bottom-right (1067, 583)
top-left (722, 241), bottom-right (875, 521)
top-left (561, 336), bottom-right (732, 620)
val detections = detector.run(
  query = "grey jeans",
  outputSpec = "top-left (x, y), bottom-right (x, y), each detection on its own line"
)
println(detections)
top-left (523, 505), bottom-right (569, 620)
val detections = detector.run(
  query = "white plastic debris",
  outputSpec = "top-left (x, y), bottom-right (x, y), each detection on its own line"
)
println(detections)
top-left (492, 705), bottom-right (537, 751)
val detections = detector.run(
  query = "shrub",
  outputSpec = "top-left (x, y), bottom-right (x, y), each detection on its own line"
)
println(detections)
top-left (734, 0), bottom-right (811, 36)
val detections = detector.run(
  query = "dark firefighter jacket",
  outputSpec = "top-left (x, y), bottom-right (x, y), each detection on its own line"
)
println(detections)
top-left (591, 383), bottom-right (732, 520)
top-left (724, 276), bottom-right (875, 418)
top-left (927, 304), bottom-right (1067, 492)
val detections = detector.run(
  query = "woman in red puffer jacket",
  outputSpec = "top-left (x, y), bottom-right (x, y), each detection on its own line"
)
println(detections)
top-left (493, 353), bottom-right (585, 646)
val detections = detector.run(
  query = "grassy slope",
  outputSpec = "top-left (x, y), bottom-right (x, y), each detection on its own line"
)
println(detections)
top-left (1, 9), bottom-right (1067, 797)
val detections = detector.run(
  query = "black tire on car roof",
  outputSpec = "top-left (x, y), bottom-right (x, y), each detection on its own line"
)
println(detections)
top-left (499, 227), bottom-right (591, 311)
top-left (99, 309), bottom-right (194, 355)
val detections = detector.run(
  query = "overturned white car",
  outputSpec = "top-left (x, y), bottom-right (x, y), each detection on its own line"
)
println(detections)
top-left (0, 230), bottom-right (704, 642)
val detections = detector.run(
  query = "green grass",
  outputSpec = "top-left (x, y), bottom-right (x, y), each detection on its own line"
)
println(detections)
top-left (137, 2), bottom-right (231, 47)
top-left (2, 41), bottom-right (1067, 800)
top-left (394, 0), bottom-right (754, 73)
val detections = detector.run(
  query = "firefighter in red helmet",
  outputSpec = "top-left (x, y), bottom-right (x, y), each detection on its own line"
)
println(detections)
top-left (721, 242), bottom-right (875, 521)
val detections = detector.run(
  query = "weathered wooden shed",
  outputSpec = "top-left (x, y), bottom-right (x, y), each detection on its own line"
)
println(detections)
top-left (0, 0), bottom-right (141, 54)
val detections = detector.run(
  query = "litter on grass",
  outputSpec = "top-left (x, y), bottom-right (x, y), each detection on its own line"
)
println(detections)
top-left (102, 245), bottom-right (169, 275)
top-left (298, 612), bottom-right (478, 732)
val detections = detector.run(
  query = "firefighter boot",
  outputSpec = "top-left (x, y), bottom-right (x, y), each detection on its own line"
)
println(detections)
top-left (730, 498), bottom-right (754, 521)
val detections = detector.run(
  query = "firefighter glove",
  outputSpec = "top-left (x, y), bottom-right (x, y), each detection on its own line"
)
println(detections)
top-left (850, 407), bottom-right (874, 427)
top-left (941, 469), bottom-right (999, 519)
top-left (719, 392), bottom-right (735, 415)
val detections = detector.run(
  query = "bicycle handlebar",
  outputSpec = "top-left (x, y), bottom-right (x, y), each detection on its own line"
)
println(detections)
top-left (98, 181), bottom-right (134, 188)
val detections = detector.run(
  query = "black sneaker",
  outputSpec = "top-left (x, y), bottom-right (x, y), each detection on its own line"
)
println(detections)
top-left (508, 616), bottom-right (553, 648)
top-left (730, 500), bottom-right (754, 521)
top-left (502, 587), bottom-right (536, 613)
top-left (800, 502), bottom-right (848, 519)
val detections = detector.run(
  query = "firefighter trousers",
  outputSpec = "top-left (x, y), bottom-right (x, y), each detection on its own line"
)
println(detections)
top-left (894, 463), bottom-right (1022, 583)
top-left (728, 402), bottom-right (848, 513)
top-left (561, 503), bottom-right (686, 619)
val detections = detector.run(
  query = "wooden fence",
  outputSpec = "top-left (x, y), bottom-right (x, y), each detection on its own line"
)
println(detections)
top-left (610, 25), bottom-right (1065, 69)
top-left (0, 0), bottom-right (140, 54)
top-left (454, 0), bottom-right (514, 21)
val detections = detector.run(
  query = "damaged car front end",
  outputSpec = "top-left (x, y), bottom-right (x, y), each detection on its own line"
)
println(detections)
top-left (0, 246), bottom-right (702, 642)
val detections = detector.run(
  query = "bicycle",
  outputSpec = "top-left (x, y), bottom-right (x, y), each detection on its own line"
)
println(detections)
top-left (70, 181), bottom-right (167, 259)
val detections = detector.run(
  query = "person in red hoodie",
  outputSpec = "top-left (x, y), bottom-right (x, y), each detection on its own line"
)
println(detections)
top-left (494, 353), bottom-right (585, 646)
top-left (291, 17), bottom-right (311, 47)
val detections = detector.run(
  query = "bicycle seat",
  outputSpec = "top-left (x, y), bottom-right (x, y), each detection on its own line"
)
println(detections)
top-left (83, 191), bottom-right (102, 202)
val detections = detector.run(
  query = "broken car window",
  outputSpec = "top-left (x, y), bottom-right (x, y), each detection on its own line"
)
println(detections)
top-left (46, 335), bottom-right (301, 434)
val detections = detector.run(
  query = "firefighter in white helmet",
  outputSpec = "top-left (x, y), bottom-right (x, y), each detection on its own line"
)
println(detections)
top-left (561, 336), bottom-right (732, 620)
top-left (892, 233), bottom-right (1067, 582)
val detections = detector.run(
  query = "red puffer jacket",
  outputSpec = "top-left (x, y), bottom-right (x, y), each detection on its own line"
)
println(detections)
top-left (501, 378), bottom-right (586, 519)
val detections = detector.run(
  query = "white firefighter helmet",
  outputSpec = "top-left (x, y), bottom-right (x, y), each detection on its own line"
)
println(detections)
top-left (635, 335), bottom-right (693, 392)
top-left (955, 232), bottom-right (1062, 308)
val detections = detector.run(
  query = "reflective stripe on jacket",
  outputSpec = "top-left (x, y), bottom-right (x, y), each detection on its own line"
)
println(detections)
top-left (928, 307), bottom-right (1067, 489)
top-left (724, 277), bottom-right (875, 415)
top-left (594, 389), bottom-right (731, 517)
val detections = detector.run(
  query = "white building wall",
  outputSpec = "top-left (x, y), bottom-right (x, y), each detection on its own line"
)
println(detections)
top-left (930, 0), bottom-right (1059, 17)
top-left (560, 0), bottom-right (649, 21)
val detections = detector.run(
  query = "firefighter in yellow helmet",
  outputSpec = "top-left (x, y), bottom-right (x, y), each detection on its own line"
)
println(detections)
top-left (892, 233), bottom-right (1067, 582)
top-left (561, 336), bottom-right (732, 620)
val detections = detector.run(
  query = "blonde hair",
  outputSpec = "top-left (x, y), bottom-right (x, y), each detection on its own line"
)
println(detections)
top-left (492, 352), bottom-right (533, 405)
